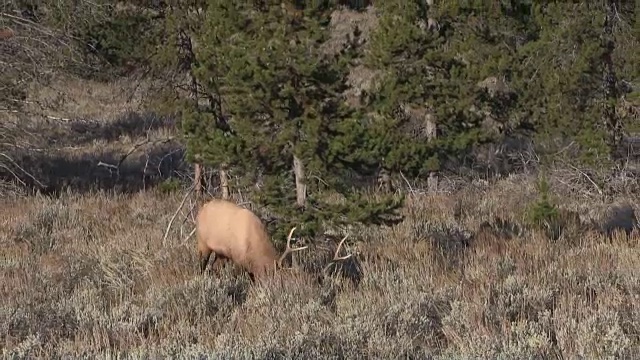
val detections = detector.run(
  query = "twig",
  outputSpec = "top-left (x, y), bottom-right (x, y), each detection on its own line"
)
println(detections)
top-left (44, 115), bottom-right (72, 122)
top-left (157, 148), bottom-right (183, 176)
top-left (0, 152), bottom-right (45, 188)
top-left (181, 227), bottom-right (197, 245)
top-left (187, 196), bottom-right (197, 224)
top-left (554, 177), bottom-right (597, 198)
top-left (96, 161), bottom-right (120, 179)
top-left (0, 163), bottom-right (26, 186)
top-left (567, 163), bottom-right (603, 196)
top-left (180, 209), bottom-right (193, 228)
top-left (163, 186), bottom-right (194, 246)
top-left (117, 137), bottom-right (175, 167)
top-left (96, 136), bottom-right (175, 170)
top-left (399, 170), bottom-right (416, 196)
top-left (142, 153), bottom-right (150, 190)
top-left (311, 175), bottom-right (329, 186)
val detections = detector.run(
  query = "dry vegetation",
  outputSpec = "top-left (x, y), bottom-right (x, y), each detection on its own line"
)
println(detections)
top-left (1, 86), bottom-right (639, 357)
top-left (2, 8), bottom-right (639, 357)
top-left (1, 174), bottom-right (639, 358)
top-left (0, 74), bottom-right (185, 197)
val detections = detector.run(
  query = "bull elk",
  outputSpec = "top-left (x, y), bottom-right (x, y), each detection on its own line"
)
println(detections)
top-left (195, 199), bottom-right (352, 281)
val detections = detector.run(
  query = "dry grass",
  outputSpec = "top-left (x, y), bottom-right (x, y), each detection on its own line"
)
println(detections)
top-left (2, 7), bottom-right (639, 356)
top-left (0, 111), bottom-right (184, 195)
top-left (1, 178), bottom-right (639, 359)
top-left (24, 74), bottom-right (152, 122)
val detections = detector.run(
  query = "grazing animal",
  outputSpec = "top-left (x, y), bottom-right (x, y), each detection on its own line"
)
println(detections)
top-left (196, 199), bottom-right (350, 281)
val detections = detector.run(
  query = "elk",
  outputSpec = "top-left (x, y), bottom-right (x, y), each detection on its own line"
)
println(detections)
top-left (195, 199), bottom-right (352, 281)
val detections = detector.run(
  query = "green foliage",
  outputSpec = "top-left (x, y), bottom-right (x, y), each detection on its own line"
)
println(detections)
top-left (169, 1), bottom-right (636, 241)
top-left (222, 2), bottom-right (402, 240)
top-left (191, 1), bottom-right (405, 242)
top-left (6, 0), bottom-right (636, 241)
top-left (157, 178), bottom-right (182, 194)
top-left (526, 175), bottom-right (559, 226)
top-left (513, 3), bottom-right (621, 167)
top-left (143, 1), bottom-right (252, 194)
top-left (525, 174), bottom-right (563, 240)
top-left (364, 1), bottom-right (530, 176)
top-left (363, 1), bottom-right (444, 175)
top-left (77, 9), bottom-right (160, 76)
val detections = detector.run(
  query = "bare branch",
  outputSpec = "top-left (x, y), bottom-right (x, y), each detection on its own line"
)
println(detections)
top-left (181, 227), bottom-right (197, 245)
top-left (163, 186), bottom-right (195, 246)
top-left (96, 136), bottom-right (176, 170)
top-left (0, 152), bottom-right (45, 188)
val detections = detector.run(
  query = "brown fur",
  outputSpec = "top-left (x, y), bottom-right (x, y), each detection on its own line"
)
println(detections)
top-left (195, 199), bottom-right (300, 280)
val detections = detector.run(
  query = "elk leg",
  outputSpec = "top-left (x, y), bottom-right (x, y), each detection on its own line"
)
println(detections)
top-left (198, 249), bottom-right (213, 274)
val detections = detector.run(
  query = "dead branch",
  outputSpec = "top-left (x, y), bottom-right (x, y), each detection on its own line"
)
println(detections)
top-left (566, 163), bottom-right (604, 196)
top-left (95, 136), bottom-right (177, 184)
top-left (398, 170), bottom-right (415, 195)
top-left (117, 136), bottom-right (176, 168)
top-left (181, 227), bottom-right (197, 245)
top-left (0, 152), bottom-right (45, 188)
top-left (163, 185), bottom-right (195, 246)
top-left (0, 163), bottom-right (26, 186)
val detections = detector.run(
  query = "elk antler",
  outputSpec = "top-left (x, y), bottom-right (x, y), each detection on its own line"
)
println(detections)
top-left (332, 234), bottom-right (352, 261)
top-left (322, 234), bottom-right (352, 274)
top-left (277, 226), bottom-right (309, 268)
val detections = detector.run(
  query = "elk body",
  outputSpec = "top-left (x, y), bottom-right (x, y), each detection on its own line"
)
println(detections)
top-left (195, 199), bottom-right (353, 281)
top-left (196, 199), bottom-right (354, 282)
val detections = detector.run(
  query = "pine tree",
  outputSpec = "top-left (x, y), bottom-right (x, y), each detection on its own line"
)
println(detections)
top-left (363, 1), bottom-right (444, 180)
top-left (514, 3), bottom-right (614, 167)
top-left (148, 0), bottom-right (243, 198)
top-left (364, 1), bottom-right (528, 180)
top-left (204, 1), bottom-right (404, 242)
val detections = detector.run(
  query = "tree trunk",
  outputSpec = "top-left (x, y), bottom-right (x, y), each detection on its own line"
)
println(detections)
top-left (425, 0), bottom-right (438, 194)
top-left (194, 163), bottom-right (203, 199)
top-left (219, 167), bottom-right (230, 200)
top-left (425, 0), bottom-right (438, 31)
top-left (426, 115), bottom-right (438, 193)
top-left (293, 155), bottom-right (306, 208)
top-left (378, 167), bottom-right (392, 193)
top-left (602, 1), bottom-right (622, 165)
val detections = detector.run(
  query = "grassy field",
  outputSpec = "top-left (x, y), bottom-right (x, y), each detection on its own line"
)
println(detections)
top-left (2, 4), bottom-right (639, 356)
top-left (1, 73), bottom-right (638, 358)
top-left (1, 175), bottom-right (639, 358)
